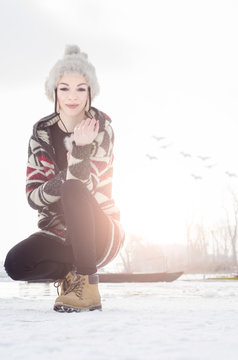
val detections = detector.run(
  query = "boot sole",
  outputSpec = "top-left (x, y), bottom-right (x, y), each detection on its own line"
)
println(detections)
top-left (53, 303), bottom-right (102, 313)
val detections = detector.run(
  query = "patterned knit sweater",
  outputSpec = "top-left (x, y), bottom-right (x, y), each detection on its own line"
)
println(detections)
top-left (26, 107), bottom-right (125, 268)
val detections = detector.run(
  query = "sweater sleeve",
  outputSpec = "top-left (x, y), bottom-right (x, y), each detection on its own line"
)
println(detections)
top-left (26, 137), bottom-right (66, 211)
top-left (66, 122), bottom-right (114, 195)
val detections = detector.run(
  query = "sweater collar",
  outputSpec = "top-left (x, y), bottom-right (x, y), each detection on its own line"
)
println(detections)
top-left (33, 107), bottom-right (111, 145)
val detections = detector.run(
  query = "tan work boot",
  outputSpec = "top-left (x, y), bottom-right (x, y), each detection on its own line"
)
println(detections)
top-left (53, 271), bottom-right (74, 296)
top-left (53, 272), bottom-right (102, 312)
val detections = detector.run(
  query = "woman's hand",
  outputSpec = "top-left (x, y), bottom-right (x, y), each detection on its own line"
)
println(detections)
top-left (73, 117), bottom-right (99, 146)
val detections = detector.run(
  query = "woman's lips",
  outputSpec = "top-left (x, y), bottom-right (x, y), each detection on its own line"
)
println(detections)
top-left (66, 104), bottom-right (79, 109)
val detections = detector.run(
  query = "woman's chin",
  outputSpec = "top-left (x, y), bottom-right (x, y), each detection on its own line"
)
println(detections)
top-left (61, 107), bottom-right (84, 117)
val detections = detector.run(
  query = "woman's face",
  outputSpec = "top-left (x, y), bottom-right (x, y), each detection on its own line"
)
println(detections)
top-left (56, 73), bottom-right (89, 117)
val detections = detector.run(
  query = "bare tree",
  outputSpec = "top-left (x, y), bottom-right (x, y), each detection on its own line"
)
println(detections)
top-left (186, 219), bottom-right (208, 267)
top-left (223, 188), bottom-right (238, 265)
top-left (120, 234), bottom-right (165, 273)
top-left (210, 222), bottom-right (230, 260)
top-left (119, 234), bottom-right (144, 272)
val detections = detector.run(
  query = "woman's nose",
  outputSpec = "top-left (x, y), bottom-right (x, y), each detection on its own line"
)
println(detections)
top-left (68, 90), bottom-right (79, 99)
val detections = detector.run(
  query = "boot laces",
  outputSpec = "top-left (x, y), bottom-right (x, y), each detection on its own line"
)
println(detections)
top-left (54, 279), bottom-right (64, 296)
top-left (64, 275), bottom-right (86, 300)
top-left (53, 272), bottom-right (73, 296)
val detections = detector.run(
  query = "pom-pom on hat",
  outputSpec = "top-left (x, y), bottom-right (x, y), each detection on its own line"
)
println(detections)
top-left (45, 45), bottom-right (100, 102)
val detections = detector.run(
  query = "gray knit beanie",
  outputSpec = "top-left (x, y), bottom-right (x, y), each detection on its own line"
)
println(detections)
top-left (45, 45), bottom-right (100, 102)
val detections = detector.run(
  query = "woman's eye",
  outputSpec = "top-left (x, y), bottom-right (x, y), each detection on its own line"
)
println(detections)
top-left (59, 87), bottom-right (86, 92)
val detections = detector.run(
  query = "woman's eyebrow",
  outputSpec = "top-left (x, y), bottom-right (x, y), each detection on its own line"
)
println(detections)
top-left (58, 82), bottom-right (87, 86)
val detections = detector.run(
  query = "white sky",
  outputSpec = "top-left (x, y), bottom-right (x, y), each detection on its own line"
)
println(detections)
top-left (1, 0), bottom-right (238, 260)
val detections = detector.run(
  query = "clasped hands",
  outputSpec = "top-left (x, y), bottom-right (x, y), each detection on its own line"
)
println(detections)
top-left (67, 117), bottom-right (99, 162)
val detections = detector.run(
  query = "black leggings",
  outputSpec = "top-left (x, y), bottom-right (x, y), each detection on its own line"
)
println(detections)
top-left (4, 180), bottom-right (110, 281)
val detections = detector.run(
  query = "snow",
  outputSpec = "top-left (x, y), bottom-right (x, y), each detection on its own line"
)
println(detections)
top-left (0, 275), bottom-right (238, 360)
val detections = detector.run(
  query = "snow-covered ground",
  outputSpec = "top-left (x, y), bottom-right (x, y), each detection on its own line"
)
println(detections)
top-left (0, 273), bottom-right (238, 360)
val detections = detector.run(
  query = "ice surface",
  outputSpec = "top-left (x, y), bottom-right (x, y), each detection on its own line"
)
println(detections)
top-left (0, 275), bottom-right (238, 360)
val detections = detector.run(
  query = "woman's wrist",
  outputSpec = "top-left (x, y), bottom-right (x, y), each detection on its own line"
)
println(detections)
top-left (71, 141), bottom-right (92, 159)
top-left (72, 140), bottom-right (90, 147)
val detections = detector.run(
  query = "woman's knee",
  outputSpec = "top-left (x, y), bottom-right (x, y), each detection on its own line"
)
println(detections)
top-left (3, 235), bottom-right (37, 280)
top-left (4, 246), bottom-right (22, 280)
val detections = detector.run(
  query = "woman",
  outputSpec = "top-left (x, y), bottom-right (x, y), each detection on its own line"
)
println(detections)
top-left (4, 45), bottom-right (125, 313)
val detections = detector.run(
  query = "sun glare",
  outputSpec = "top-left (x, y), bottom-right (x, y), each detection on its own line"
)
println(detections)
top-left (113, 144), bottom-right (230, 246)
